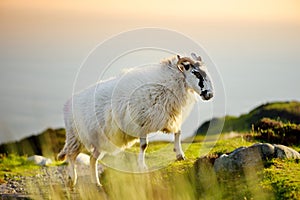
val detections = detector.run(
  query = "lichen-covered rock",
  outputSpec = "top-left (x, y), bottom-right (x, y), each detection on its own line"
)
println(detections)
top-left (27, 155), bottom-right (52, 166)
top-left (214, 143), bottom-right (300, 173)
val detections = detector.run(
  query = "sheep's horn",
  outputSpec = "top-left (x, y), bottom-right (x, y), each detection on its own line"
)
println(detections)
top-left (191, 53), bottom-right (202, 61)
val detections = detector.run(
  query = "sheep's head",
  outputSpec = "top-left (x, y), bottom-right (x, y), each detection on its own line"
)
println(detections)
top-left (177, 53), bottom-right (214, 101)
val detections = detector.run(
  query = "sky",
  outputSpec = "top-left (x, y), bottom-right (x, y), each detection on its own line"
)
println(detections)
top-left (0, 0), bottom-right (300, 143)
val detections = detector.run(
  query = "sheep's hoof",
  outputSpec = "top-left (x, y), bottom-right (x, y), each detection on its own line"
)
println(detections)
top-left (92, 184), bottom-right (108, 199)
top-left (176, 154), bottom-right (185, 161)
top-left (95, 184), bottom-right (104, 191)
top-left (138, 164), bottom-right (148, 171)
top-left (97, 186), bottom-right (109, 199)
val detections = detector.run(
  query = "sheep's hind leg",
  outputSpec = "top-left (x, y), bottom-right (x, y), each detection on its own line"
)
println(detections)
top-left (90, 149), bottom-right (102, 187)
top-left (174, 131), bottom-right (185, 161)
top-left (138, 137), bottom-right (148, 170)
top-left (68, 152), bottom-right (80, 187)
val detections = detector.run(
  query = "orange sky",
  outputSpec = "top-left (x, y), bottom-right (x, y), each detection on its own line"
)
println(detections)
top-left (1, 0), bottom-right (299, 49)
top-left (1, 0), bottom-right (300, 23)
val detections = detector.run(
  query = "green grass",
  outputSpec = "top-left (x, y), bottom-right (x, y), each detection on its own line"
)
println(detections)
top-left (207, 134), bottom-right (254, 155)
top-left (263, 101), bottom-right (300, 118)
top-left (98, 134), bottom-right (262, 199)
top-left (102, 133), bottom-right (299, 200)
top-left (1, 133), bottom-right (300, 199)
top-left (0, 154), bottom-right (40, 183)
top-left (262, 159), bottom-right (300, 199)
top-left (291, 145), bottom-right (300, 152)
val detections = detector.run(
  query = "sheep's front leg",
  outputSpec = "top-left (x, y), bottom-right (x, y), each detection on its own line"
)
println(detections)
top-left (90, 149), bottom-right (101, 186)
top-left (138, 137), bottom-right (148, 170)
top-left (174, 131), bottom-right (185, 160)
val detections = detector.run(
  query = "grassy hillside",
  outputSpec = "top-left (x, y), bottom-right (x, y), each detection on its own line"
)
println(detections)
top-left (197, 101), bottom-right (300, 134)
top-left (254, 117), bottom-right (300, 146)
top-left (0, 128), bottom-right (66, 159)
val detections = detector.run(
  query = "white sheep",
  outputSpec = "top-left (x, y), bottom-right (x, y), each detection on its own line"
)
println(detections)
top-left (57, 53), bottom-right (214, 187)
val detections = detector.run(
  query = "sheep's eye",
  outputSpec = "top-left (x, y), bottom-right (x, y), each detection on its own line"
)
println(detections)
top-left (182, 62), bottom-right (191, 70)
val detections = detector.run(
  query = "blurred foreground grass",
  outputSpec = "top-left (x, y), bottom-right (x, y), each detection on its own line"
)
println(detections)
top-left (1, 133), bottom-right (299, 199)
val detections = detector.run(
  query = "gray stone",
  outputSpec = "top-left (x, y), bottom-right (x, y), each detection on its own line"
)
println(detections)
top-left (273, 144), bottom-right (300, 159)
top-left (27, 155), bottom-right (52, 166)
top-left (214, 143), bottom-right (300, 173)
top-left (75, 153), bottom-right (90, 166)
top-left (71, 153), bottom-right (104, 175)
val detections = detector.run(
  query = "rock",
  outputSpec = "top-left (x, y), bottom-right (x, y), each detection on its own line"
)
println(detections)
top-left (60, 153), bottom-right (105, 176)
top-left (27, 155), bottom-right (52, 166)
top-left (214, 143), bottom-right (300, 173)
top-left (76, 153), bottom-right (90, 166)
top-left (273, 144), bottom-right (300, 159)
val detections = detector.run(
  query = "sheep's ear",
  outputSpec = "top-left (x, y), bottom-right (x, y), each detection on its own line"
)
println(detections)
top-left (177, 64), bottom-right (184, 72)
top-left (191, 53), bottom-right (202, 61)
top-left (177, 54), bottom-right (184, 72)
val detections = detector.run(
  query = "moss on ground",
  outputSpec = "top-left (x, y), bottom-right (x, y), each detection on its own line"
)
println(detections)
top-left (0, 154), bottom-right (40, 183)
top-left (261, 159), bottom-right (300, 200)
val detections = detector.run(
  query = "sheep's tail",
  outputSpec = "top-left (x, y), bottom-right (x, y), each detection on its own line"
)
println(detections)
top-left (59, 132), bottom-right (82, 159)
top-left (57, 128), bottom-right (82, 161)
top-left (57, 147), bottom-right (67, 161)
